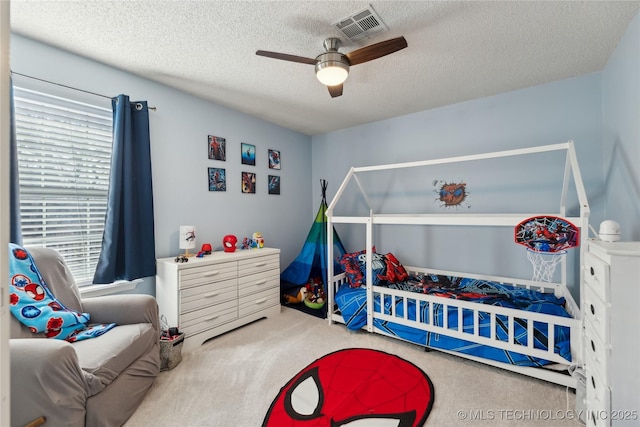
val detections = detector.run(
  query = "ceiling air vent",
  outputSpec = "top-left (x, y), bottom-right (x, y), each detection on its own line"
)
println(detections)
top-left (333, 5), bottom-right (388, 44)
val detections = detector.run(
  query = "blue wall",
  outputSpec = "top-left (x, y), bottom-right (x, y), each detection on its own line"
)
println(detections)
top-left (10, 35), bottom-right (314, 295)
top-left (603, 12), bottom-right (640, 241)
top-left (312, 73), bottom-right (604, 296)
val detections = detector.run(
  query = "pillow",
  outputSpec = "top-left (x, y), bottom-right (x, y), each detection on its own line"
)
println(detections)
top-left (338, 247), bottom-right (375, 288)
top-left (339, 248), bottom-right (409, 288)
top-left (374, 252), bottom-right (409, 284)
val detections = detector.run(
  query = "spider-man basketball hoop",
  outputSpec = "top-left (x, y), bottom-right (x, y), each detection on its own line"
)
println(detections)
top-left (514, 216), bottom-right (579, 282)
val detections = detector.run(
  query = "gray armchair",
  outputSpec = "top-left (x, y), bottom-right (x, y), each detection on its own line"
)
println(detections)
top-left (10, 247), bottom-right (160, 427)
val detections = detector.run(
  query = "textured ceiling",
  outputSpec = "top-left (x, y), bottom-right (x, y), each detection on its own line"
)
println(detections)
top-left (9, 1), bottom-right (640, 136)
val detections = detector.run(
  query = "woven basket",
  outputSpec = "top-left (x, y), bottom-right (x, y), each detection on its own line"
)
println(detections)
top-left (159, 333), bottom-right (185, 371)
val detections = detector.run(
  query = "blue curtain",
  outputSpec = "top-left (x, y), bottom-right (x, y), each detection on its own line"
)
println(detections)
top-left (9, 79), bottom-right (23, 245)
top-left (93, 95), bottom-right (156, 284)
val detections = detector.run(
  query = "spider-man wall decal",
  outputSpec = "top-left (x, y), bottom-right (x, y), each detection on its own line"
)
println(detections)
top-left (262, 348), bottom-right (434, 427)
top-left (433, 180), bottom-right (470, 208)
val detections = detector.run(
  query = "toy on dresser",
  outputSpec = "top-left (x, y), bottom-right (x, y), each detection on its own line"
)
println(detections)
top-left (253, 232), bottom-right (265, 248)
top-left (242, 232), bottom-right (265, 249)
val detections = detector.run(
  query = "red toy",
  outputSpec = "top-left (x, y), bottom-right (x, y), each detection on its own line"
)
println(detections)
top-left (223, 235), bottom-right (238, 252)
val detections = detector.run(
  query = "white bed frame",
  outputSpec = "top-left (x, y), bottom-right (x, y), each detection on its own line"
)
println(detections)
top-left (325, 141), bottom-right (590, 388)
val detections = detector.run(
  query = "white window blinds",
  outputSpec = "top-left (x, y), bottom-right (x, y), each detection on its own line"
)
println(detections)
top-left (13, 87), bottom-right (113, 286)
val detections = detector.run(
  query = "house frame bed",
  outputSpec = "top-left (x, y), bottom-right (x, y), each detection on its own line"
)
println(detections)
top-left (325, 141), bottom-right (590, 388)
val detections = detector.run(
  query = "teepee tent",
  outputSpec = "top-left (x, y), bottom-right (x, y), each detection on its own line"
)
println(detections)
top-left (281, 180), bottom-right (346, 316)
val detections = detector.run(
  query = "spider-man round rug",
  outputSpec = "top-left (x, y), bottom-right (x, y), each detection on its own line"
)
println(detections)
top-left (262, 348), bottom-right (434, 427)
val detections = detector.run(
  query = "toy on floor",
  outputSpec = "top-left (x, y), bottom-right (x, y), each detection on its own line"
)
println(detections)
top-left (283, 286), bottom-right (307, 304)
top-left (304, 277), bottom-right (326, 309)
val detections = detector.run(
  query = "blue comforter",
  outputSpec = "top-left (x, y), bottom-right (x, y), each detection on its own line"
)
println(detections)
top-left (335, 274), bottom-right (572, 367)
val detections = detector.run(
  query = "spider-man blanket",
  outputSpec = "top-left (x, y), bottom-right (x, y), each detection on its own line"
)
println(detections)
top-left (335, 274), bottom-right (572, 367)
top-left (8, 243), bottom-right (116, 342)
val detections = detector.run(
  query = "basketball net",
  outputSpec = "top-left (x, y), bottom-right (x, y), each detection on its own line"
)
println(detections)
top-left (526, 249), bottom-right (566, 282)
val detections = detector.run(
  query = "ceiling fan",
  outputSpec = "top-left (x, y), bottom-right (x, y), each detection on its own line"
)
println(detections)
top-left (256, 36), bottom-right (407, 98)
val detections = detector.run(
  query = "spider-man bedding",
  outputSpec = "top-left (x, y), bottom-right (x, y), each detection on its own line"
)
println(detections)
top-left (335, 273), bottom-right (572, 367)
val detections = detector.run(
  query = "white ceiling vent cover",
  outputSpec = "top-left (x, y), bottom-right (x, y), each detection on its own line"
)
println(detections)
top-left (333, 6), bottom-right (388, 43)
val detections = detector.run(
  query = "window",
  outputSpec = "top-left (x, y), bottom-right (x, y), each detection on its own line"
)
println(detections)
top-left (14, 87), bottom-right (113, 286)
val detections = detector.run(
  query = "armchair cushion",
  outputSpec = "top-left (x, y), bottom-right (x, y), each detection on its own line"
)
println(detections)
top-left (73, 323), bottom-right (158, 396)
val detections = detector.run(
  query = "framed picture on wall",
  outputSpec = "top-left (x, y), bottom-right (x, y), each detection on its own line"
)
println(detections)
top-left (268, 175), bottom-right (280, 195)
top-left (208, 135), bottom-right (226, 161)
top-left (268, 149), bottom-right (281, 170)
top-left (242, 172), bottom-right (256, 193)
top-left (241, 143), bottom-right (256, 166)
top-left (208, 167), bottom-right (226, 191)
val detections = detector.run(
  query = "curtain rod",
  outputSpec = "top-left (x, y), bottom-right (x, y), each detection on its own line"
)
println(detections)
top-left (11, 71), bottom-right (157, 111)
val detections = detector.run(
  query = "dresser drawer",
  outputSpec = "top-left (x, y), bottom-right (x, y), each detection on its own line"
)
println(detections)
top-left (585, 351), bottom-right (611, 427)
top-left (179, 261), bottom-right (237, 289)
top-left (238, 270), bottom-right (279, 297)
top-left (583, 252), bottom-right (610, 303)
top-left (238, 254), bottom-right (279, 277)
top-left (239, 286), bottom-right (280, 317)
top-left (584, 319), bottom-right (610, 381)
top-left (180, 278), bottom-right (237, 313)
top-left (583, 284), bottom-right (609, 344)
top-left (180, 299), bottom-right (238, 336)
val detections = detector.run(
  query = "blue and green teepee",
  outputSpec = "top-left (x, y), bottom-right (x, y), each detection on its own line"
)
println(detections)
top-left (281, 180), bottom-right (346, 295)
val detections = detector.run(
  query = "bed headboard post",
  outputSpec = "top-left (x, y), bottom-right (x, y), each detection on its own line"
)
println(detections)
top-left (566, 140), bottom-right (590, 331)
top-left (365, 210), bottom-right (374, 333)
top-left (326, 208), bottom-right (334, 325)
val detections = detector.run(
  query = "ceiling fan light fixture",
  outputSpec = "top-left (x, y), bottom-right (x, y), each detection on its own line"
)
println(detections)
top-left (315, 52), bottom-right (349, 86)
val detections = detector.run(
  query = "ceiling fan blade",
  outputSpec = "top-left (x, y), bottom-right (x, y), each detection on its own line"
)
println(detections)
top-left (328, 84), bottom-right (343, 98)
top-left (345, 36), bottom-right (408, 66)
top-left (256, 50), bottom-right (316, 65)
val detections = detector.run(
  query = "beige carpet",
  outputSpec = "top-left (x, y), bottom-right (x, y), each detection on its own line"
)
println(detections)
top-left (124, 307), bottom-right (582, 427)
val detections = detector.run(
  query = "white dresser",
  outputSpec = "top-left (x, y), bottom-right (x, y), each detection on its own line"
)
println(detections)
top-left (582, 240), bottom-right (640, 426)
top-left (156, 248), bottom-right (281, 351)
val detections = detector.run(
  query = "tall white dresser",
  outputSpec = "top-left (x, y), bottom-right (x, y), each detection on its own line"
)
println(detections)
top-left (156, 248), bottom-right (281, 351)
top-left (582, 240), bottom-right (640, 426)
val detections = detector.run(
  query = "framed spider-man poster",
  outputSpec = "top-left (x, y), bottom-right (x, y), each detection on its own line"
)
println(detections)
top-left (242, 172), bottom-right (256, 193)
top-left (268, 175), bottom-right (280, 195)
top-left (241, 143), bottom-right (256, 166)
top-left (208, 135), bottom-right (226, 161)
top-left (208, 167), bottom-right (226, 191)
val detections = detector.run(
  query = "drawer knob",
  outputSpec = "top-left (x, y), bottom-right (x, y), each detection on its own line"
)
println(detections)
top-left (590, 266), bottom-right (594, 276)
top-left (204, 315), bottom-right (220, 321)
top-left (255, 297), bottom-right (267, 304)
top-left (204, 271), bottom-right (220, 277)
top-left (590, 304), bottom-right (595, 316)
top-left (204, 292), bottom-right (220, 298)
top-left (254, 262), bottom-right (267, 267)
